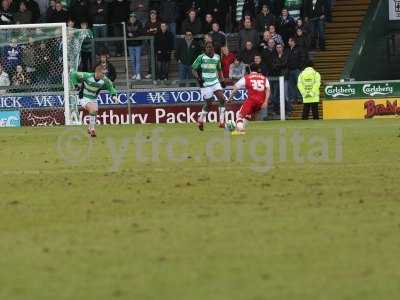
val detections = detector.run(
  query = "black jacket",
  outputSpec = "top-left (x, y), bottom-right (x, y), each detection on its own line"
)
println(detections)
top-left (48, 9), bottom-right (68, 23)
top-left (259, 46), bottom-right (275, 76)
top-left (255, 12), bottom-right (275, 33)
top-left (160, 0), bottom-right (178, 23)
top-left (70, 0), bottom-right (90, 24)
top-left (181, 17), bottom-right (202, 35)
top-left (155, 31), bottom-right (174, 61)
top-left (24, 0), bottom-right (41, 23)
top-left (277, 15), bottom-right (296, 44)
top-left (202, 21), bottom-right (212, 34)
top-left (287, 45), bottom-right (306, 70)
top-left (204, 0), bottom-right (227, 26)
top-left (272, 51), bottom-right (288, 77)
top-left (175, 38), bottom-right (201, 65)
top-left (89, 0), bottom-right (109, 24)
top-left (238, 48), bottom-right (257, 65)
top-left (210, 31), bottom-right (226, 53)
top-left (303, 0), bottom-right (325, 19)
top-left (109, 0), bottom-right (129, 23)
top-left (126, 20), bottom-right (144, 46)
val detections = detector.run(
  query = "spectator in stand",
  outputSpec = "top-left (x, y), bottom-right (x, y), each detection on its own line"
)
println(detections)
top-left (3, 39), bottom-right (22, 75)
top-left (238, 40), bottom-right (257, 66)
top-left (0, 64), bottom-right (10, 94)
top-left (144, 9), bottom-right (160, 79)
top-left (324, 0), bottom-right (332, 22)
top-left (67, 18), bottom-right (75, 28)
top-left (126, 12), bottom-right (144, 80)
top-left (0, 0), bottom-right (14, 25)
top-left (12, 65), bottom-right (30, 89)
top-left (229, 57), bottom-right (246, 81)
top-left (287, 36), bottom-right (306, 106)
top-left (130, 0), bottom-right (149, 25)
top-left (257, 0), bottom-right (276, 12)
top-left (36, 41), bottom-right (51, 83)
top-left (70, 0), bottom-right (90, 26)
top-left (256, 4), bottom-right (275, 33)
top-left (48, 1), bottom-right (68, 23)
top-left (269, 24), bottom-right (284, 45)
top-left (22, 36), bottom-right (36, 80)
top-left (160, 0), bottom-right (178, 40)
top-left (145, 9), bottom-right (160, 36)
top-left (254, 53), bottom-right (268, 76)
top-left (221, 46), bottom-right (235, 80)
top-left (277, 8), bottom-right (296, 44)
top-left (175, 30), bottom-right (200, 85)
top-left (23, 0), bottom-right (40, 22)
top-left (79, 22), bottom-right (93, 72)
top-left (296, 27), bottom-right (311, 52)
top-left (182, 0), bottom-right (204, 15)
top-left (89, 0), bottom-right (108, 53)
top-left (235, 0), bottom-right (256, 23)
top-left (109, 0), bottom-right (129, 56)
top-left (303, 0), bottom-right (326, 50)
top-left (14, 1), bottom-right (33, 24)
top-left (46, 0), bottom-right (56, 21)
top-left (259, 36), bottom-right (275, 76)
top-left (155, 22), bottom-right (173, 81)
top-left (202, 13), bottom-right (213, 34)
top-left (259, 30), bottom-right (271, 49)
top-left (205, 0), bottom-right (227, 31)
top-left (95, 51), bottom-right (116, 82)
top-left (254, 53), bottom-right (269, 119)
top-left (296, 18), bottom-right (311, 36)
top-left (271, 43), bottom-right (288, 116)
top-left (210, 22), bottom-right (226, 55)
top-left (181, 9), bottom-right (202, 35)
top-left (239, 19), bottom-right (258, 50)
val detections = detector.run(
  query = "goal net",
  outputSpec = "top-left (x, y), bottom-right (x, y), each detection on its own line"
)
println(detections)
top-left (0, 23), bottom-right (91, 126)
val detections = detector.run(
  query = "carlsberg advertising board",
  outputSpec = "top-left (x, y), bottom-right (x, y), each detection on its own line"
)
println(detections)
top-left (324, 81), bottom-right (400, 99)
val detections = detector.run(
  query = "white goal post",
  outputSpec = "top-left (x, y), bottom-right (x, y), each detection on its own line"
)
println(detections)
top-left (0, 23), bottom-right (91, 125)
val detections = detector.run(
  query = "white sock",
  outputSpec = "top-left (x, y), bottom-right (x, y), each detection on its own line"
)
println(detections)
top-left (236, 118), bottom-right (246, 131)
top-left (89, 114), bottom-right (96, 130)
top-left (219, 106), bottom-right (226, 124)
top-left (199, 109), bottom-right (207, 123)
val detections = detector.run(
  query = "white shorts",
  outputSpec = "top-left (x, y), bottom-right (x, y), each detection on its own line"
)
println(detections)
top-left (201, 82), bottom-right (223, 100)
top-left (79, 97), bottom-right (97, 108)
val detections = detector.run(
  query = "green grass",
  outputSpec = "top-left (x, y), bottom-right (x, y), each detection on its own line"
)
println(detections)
top-left (1, 120), bottom-right (400, 300)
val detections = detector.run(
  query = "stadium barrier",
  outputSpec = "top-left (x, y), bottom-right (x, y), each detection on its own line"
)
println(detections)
top-left (0, 79), bottom-right (287, 126)
top-left (323, 80), bottom-right (400, 119)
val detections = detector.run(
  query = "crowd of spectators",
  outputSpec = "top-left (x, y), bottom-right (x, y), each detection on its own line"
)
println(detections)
top-left (0, 0), bottom-right (331, 108)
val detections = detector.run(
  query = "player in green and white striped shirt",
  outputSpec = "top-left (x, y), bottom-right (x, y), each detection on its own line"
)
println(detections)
top-left (192, 42), bottom-right (227, 131)
top-left (70, 65), bottom-right (118, 137)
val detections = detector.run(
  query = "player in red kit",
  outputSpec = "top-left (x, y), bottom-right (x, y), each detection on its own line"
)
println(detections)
top-left (228, 63), bottom-right (271, 135)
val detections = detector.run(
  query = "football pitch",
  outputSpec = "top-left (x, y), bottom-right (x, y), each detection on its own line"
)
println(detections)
top-left (1, 119), bottom-right (400, 300)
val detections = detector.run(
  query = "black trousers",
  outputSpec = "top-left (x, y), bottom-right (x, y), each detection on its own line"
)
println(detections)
top-left (80, 52), bottom-right (92, 72)
top-left (302, 102), bottom-right (319, 120)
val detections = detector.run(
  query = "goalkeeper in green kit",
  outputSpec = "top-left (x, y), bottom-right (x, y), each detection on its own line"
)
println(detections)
top-left (70, 65), bottom-right (118, 137)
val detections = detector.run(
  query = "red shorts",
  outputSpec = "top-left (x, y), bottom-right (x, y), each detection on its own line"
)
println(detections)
top-left (238, 99), bottom-right (263, 120)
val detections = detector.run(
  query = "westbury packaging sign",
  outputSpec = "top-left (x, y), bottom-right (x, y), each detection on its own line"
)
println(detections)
top-left (323, 99), bottom-right (400, 119)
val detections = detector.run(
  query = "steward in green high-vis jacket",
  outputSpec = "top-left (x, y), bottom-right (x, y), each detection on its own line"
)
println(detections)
top-left (297, 66), bottom-right (321, 120)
